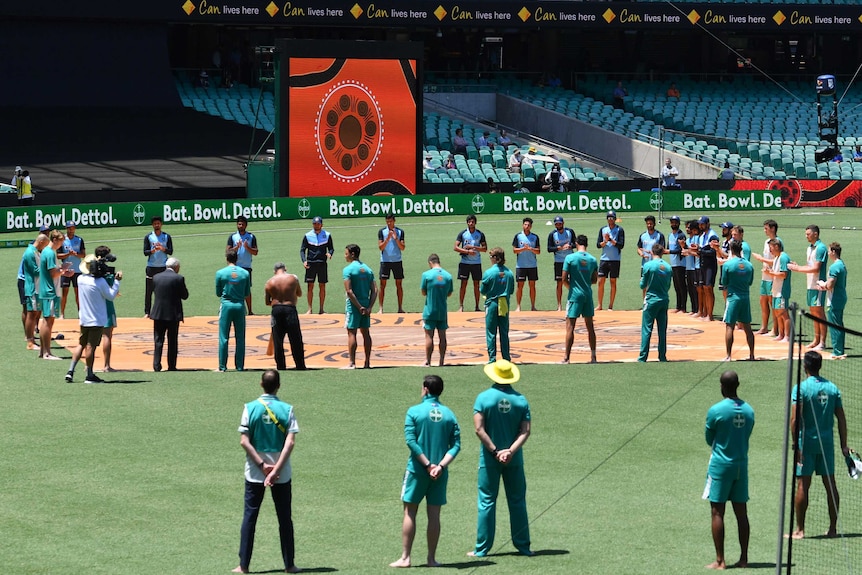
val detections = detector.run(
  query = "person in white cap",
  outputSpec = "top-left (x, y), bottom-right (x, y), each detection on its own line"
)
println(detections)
top-left (468, 360), bottom-right (532, 558)
top-left (65, 248), bottom-right (122, 383)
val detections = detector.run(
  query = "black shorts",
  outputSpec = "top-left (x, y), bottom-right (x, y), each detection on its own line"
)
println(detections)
top-left (516, 267), bottom-right (538, 282)
top-left (554, 261), bottom-right (564, 281)
top-left (304, 261), bottom-right (329, 284)
top-left (598, 260), bottom-right (621, 279)
top-left (242, 267), bottom-right (253, 287)
top-left (379, 261), bottom-right (404, 280)
top-left (701, 262), bottom-right (718, 287)
top-left (458, 263), bottom-right (482, 281)
top-left (18, 277), bottom-right (25, 306)
top-left (60, 272), bottom-right (80, 289)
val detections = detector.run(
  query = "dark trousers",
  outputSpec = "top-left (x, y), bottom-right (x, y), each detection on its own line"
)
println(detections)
top-left (685, 269), bottom-right (699, 312)
top-left (153, 319), bottom-right (180, 371)
top-left (271, 304), bottom-right (306, 370)
top-left (239, 480), bottom-right (295, 571)
top-left (672, 266), bottom-right (687, 312)
top-left (144, 266), bottom-right (166, 315)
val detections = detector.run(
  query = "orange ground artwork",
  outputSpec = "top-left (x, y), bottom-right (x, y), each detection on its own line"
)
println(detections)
top-left (50, 309), bottom-right (793, 372)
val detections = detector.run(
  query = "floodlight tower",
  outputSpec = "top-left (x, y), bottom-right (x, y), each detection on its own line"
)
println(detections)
top-left (814, 74), bottom-right (838, 163)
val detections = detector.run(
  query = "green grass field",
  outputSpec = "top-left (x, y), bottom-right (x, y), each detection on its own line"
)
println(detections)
top-left (2, 208), bottom-right (860, 574)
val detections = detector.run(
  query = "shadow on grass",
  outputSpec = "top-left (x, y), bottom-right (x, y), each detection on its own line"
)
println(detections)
top-left (739, 562), bottom-right (777, 570)
top-left (248, 568), bottom-right (337, 574)
top-left (491, 549), bottom-right (569, 558)
top-left (442, 559), bottom-right (496, 569)
top-left (804, 532), bottom-right (862, 539)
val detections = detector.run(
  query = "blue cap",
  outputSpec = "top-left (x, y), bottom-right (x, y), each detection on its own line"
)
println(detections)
top-left (312, 216), bottom-right (323, 224)
top-left (606, 210), bottom-right (617, 219)
top-left (39, 225), bottom-right (50, 233)
top-left (669, 215), bottom-right (681, 222)
top-left (65, 220), bottom-right (76, 227)
top-left (697, 215), bottom-right (710, 225)
top-left (720, 221), bottom-right (734, 229)
top-left (553, 216), bottom-right (564, 224)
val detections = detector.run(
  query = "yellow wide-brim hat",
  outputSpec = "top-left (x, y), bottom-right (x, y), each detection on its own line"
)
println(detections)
top-left (483, 359), bottom-right (520, 385)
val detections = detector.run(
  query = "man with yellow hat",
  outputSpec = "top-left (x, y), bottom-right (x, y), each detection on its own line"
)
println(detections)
top-left (468, 360), bottom-right (532, 558)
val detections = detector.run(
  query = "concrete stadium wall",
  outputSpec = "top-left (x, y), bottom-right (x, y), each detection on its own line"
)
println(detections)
top-left (496, 94), bottom-right (720, 183)
top-left (424, 92), bottom-right (496, 123)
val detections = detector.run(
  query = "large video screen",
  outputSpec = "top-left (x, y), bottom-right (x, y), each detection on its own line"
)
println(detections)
top-left (278, 40), bottom-right (421, 197)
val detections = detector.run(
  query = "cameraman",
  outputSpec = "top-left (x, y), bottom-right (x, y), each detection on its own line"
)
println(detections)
top-left (542, 164), bottom-right (568, 192)
top-left (65, 246), bottom-right (122, 384)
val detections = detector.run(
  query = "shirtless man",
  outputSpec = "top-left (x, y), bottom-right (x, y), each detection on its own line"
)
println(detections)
top-left (264, 262), bottom-right (306, 370)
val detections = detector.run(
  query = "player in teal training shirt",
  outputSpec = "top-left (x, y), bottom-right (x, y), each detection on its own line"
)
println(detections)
top-left (638, 243), bottom-right (671, 362)
top-left (390, 375), bottom-right (461, 568)
top-left (719, 240), bottom-right (755, 361)
top-left (480, 247), bottom-right (515, 363)
top-left (216, 249), bottom-right (251, 371)
top-left (560, 235), bottom-right (598, 364)
top-left (420, 254), bottom-right (453, 367)
top-left (469, 360), bottom-right (532, 558)
top-left (790, 352), bottom-right (849, 539)
top-left (342, 243), bottom-right (377, 369)
top-left (820, 242), bottom-right (847, 358)
top-left (703, 370), bottom-right (754, 570)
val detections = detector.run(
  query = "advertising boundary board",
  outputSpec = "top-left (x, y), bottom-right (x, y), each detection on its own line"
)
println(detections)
top-left (1, 190), bottom-right (780, 238)
top-left (5, 2), bottom-right (862, 32)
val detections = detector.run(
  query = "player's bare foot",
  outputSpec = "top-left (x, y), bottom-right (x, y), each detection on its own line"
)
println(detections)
top-left (425, 559), bottom-right (441, 567)
top-left (398, 309), bottom-right (405, 314)
top-left (556, 306), bottom-right (562, 312)
top-left (306, 308), bottom-right (313, 314)
top-left (363, 362), bottom-right (371, 369)
top-left (515, 307), bottom-right (521, 313)
top-left (787, 529), bottom-right (804, 539)
top-left (458, 306), bottom-right (464, 312)
top-left (421, 361), bottom-right (430, 367)
top-left (723, 356), bottom-right (732, 362)
top-left (810, 344), bottom-right (824, 351)
top-left (41, 354), bottom-right (62, 360)
top-left (341, 363), bottom-right (355, 370)
top-left (389, 558), bottom-right (411, 568)
top-left (755, 328), bottom-right (769, 335)
top-left (825, 528), bottom-right (838, 538)
top-left (590, 355), bottom-right (597, 363)
top-left (466, 551), bottom-right (485, 558)
top-left (232, 567), bottom-right (249, 574)
top-left (318, 309), bottom-right (325, 314)
top-left (730, 560), bottom-right (748, 569)
top-left (474, 306), bottom-right (480, 312)
top-left (530, 306), bottom-right (538, 312)
top-left (104, 367), bottom-right (117, 372)
top-left (559, 358), bottom-right (569, 364)
top-left (377, 308), bottom-right (384, 314)
top-left (286, 566), bottom-right (302, 573)
top-left (705, 560), bottom-right (726, 570)
top-left (833, 354), bottom-right (847, 360)
top-left (595, 306), bottom-right (603, 311)
top-left (775, 337), bottom-right (789, 343)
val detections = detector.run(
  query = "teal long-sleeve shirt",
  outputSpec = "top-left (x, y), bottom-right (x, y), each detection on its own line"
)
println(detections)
top-left (215, 264), bottom-right (251, 302)
top-left (404, 395), bottom-right (461, 473)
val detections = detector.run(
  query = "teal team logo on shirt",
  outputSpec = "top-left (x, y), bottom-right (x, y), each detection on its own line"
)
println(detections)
top-left (263, 412), bottom-right (273, 425)
top-left (819, 390), bottom-right (828, 406)
top-left (429, 407), bottom-right (443, 422)
top-left (497, 399), bottom-right (511, 413)
top-left (733, 414), bottom-right (746, 428)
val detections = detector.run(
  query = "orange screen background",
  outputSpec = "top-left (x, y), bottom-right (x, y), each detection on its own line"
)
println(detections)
top-left (288, 57), bottom-right (418, 196)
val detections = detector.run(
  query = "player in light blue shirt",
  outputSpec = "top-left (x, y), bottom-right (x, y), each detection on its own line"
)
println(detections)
top-left (227, 215), bottom-right (259, 315)
top-left (788, 225), bottom-right (829, 350)
top-left (378, 213), bottom-right (406, 313)
top-left (547, 216), bottom-right (575, 312)
top-left (454, 215), bottom-right (487, 312)
top-left (512, 217), bottom-right (540, 311)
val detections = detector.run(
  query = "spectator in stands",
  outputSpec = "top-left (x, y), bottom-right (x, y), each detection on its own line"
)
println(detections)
top-left (853, 145), bottom-right (862, 162)
top-left (508, 149), bottom-right (523, 173)
top-left (444, 156), bottom-right (456, 170)
top-left (832, 151), bottom-right (844, 163)
top-left (453, 128), bottom-right (468, 157)
top-left (487, 178), bottom-right (498, 194)
top-left (542, 164), bottom-right (569, 192)
top-left (719, 161), bottom-right (735, 180)
top-left (498, 130), bottom-right (513, 148)
top-left (199, 70), bottom-right (210, 88)
top-left (523, 147), bottom-right (537, 170)
top-left (612, 81), bottom-right (627, 110)
top-left (661, 158), bottom-right (681, 190)
top-left (666, 83), bottom-right (680, 99)
top-left (423, 153), bottom-right (434, 170)
top-left (477, 131), bottom-right (494, 150)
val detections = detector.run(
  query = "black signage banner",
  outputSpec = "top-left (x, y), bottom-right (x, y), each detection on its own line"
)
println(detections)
top-left (4, 1), bottom-right (862, 30)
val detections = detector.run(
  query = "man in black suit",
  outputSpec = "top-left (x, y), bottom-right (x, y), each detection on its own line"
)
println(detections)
top-left (151, 257), bottom-right (189, 371)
